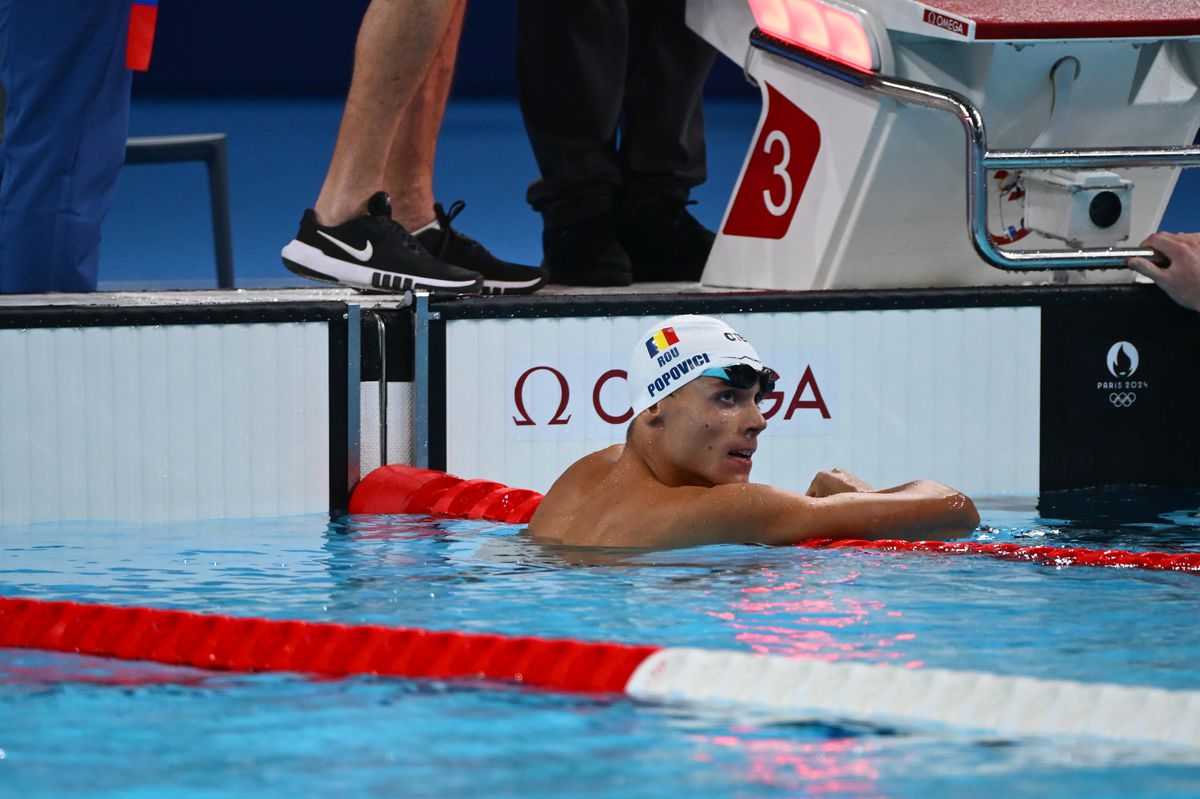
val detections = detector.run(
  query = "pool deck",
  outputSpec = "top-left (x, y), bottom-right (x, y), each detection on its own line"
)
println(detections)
top-left (0, 282), bottom-right (736, 310)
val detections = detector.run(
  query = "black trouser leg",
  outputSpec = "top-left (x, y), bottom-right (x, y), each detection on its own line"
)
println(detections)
top-left (620, 0), bottom-right (716, 207)
top-left (517, 0), bottom-right (628, 228)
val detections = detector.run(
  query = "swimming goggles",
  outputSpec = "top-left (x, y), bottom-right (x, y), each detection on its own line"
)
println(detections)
top-left (700, 364), bottom-right (779, 395)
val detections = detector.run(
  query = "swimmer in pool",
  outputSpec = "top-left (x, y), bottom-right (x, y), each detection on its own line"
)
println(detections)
top-left (528, 315), bottom-right (979, 548)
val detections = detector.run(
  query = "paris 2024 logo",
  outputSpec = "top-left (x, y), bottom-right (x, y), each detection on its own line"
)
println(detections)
top-left (1098, 341), bottom-right (1147, 409)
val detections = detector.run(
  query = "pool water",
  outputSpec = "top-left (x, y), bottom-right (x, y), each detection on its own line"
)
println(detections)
top-left (2, 489), bottom-right (1199, 797)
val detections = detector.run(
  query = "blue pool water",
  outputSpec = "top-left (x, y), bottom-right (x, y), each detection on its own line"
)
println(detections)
top-left (2, 492), bottom-right (1199, 797)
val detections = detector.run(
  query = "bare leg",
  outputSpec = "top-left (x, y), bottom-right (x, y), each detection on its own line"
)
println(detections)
top-left (383, 0), bottom-right (467, 229)
top-left (313, 0), bottom-right (458, 227)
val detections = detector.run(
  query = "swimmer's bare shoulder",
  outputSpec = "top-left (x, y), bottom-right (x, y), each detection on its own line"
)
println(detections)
top-left (529, 445), bottom-right (722, 547)
top-left (527, 445), bottom-right (624, 544)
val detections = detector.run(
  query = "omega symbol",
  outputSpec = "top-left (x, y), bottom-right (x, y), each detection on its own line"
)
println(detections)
top-left (512, 366), bottom-right (572, 426)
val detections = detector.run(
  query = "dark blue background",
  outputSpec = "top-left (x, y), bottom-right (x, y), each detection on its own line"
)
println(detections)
top-left (132, 1), bottom-right (753, 97)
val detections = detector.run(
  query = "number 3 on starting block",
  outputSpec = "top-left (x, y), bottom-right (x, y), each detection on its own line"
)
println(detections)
top-left (723, 85), bottom-right (821, 240)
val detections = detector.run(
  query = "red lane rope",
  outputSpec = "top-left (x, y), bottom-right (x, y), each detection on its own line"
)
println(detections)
top-left (0, 597), bottom-right (657, 692)
top-left (350, 466), bottom-right (1200, 573)
top-left (7, 596), bottom-right (1198, 748)
top-left (800, 538), bottom-right (1200, 572)
top-left (350, 465), bottom-right (542, 524)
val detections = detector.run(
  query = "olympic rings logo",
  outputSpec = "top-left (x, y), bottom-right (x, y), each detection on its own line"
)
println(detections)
top-left (1109, 392), bottom-right (1137, 408)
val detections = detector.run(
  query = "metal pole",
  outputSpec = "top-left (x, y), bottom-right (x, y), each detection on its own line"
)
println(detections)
top-left (750, 31), bottom-right (1194, 271)
top-left (412, 291), bottom-right (432, 469)
top-left (375, 313), bottom-right (388, 466)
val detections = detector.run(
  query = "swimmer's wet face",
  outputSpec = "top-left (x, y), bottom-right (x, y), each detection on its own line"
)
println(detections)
top-left (628, 315), bottom-right (777, 486)
top-left (648, 374), bottom-right (769, 487)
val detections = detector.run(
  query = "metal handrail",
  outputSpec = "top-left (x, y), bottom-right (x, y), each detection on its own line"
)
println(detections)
top-left (751, 30), bottom-right (1200, 270)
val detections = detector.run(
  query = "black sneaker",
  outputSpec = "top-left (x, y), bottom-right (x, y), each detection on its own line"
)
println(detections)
top-left (281, 192), bottom-right (483, 294)
top-left (618, 196), bottom-right (715, 282)
top-left (415, 201), bottom-right (545, 295)
top-left (542, 214), bottom-right (633, 287)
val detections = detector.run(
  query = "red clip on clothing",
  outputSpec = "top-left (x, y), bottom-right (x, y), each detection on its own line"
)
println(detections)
top-left (127, 0), bottom-right (158, 71)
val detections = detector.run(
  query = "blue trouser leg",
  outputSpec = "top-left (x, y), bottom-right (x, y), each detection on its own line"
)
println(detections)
top-left (0, 0), bottom-right (132, 292)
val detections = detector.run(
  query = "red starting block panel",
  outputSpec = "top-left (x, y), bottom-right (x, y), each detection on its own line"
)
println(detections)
top-left (928, 0), bottom-right (1200, 40)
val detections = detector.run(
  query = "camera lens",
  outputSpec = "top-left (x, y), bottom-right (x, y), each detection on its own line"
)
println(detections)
top-left (1089, 191), bottom-right (1122, 228)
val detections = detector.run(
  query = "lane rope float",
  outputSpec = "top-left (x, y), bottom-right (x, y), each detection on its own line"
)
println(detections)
top-left (0, 597), bottom-right (651, 694)
top-left (350, 465), bottom-right (1200, 573)
top-left (2, 596), bottom-right (1198, 748)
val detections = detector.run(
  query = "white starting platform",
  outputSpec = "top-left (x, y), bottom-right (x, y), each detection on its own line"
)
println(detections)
top-left (688, 0), bottom-right (1200, 289)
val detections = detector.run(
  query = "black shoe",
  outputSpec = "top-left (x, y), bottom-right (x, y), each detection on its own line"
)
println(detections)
top-left (618, 196), bottom-right (715, 282)
top-left (415, 201), bottom-right (545, 295)
top-left (281, 192), bottom-right (483, 294)
top-left (542, 214), bottom-right (633, 287)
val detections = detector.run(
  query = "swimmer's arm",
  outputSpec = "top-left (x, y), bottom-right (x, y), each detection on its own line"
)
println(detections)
top-left (692, 481), bottom-right (979, 545)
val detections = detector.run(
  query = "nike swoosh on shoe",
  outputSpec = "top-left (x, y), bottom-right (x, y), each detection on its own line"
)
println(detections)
top-left (317, 230), bottom-right (373, 261)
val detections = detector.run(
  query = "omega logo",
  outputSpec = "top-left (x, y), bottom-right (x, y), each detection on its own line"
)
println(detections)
top-left (761, 365), bottom-right (831, 420)
top-left (922, 8), bottom-right (968, 36)
top-left (512, 366), bottom-right (574, 426)
top-left (511, 365), bottom-right (831, 427)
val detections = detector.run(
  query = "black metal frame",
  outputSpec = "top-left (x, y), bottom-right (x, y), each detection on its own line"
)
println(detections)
top-left (125, 134), bottom-right (235, 289)
top-left (429, 284), bottom-right (1172, 321)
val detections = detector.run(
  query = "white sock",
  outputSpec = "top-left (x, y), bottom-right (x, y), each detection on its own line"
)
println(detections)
top-left (412, 219), bottom-right (440, 235)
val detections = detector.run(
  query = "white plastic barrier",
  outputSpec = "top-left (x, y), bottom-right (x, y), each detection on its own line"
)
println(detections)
top-left (689, 0), bottom-right (1200, 289)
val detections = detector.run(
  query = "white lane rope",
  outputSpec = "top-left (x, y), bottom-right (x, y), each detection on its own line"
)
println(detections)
top-left (626, 648), bottom-right (1200, 748)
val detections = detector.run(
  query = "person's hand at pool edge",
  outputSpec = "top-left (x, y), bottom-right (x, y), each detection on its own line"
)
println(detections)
top-left (804, 468), bottom-right (977, 538)
top-left (806, 468), bottom-right (874, 497)
top-left (1127, 232), bottom-right (1200, 312)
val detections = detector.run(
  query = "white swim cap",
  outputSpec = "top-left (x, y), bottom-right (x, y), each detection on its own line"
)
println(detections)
top-left (627, 315), bottom-right (770, 416)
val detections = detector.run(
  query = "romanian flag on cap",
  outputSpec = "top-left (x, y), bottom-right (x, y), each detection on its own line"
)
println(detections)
top-left (127, 0), bottom-right (158, 72)
top-left (645, 327), bottom-right (680, 356)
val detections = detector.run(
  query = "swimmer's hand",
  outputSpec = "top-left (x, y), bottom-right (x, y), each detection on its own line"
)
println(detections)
top-left (806, 468), bottom-right (874, 497)
top-left (1128, 232), bottom-right (1200, 312)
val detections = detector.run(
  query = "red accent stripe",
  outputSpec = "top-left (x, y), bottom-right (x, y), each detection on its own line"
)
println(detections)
top-left (800, 538), bottom-right (1200, 572)
top-left (350, 467), bottom-right (1200, 573)
top-left (918, 0), bottom-right (1200, 40)
top-left (126, 5), bottom-right (157, 71)
top-left (663, 327), bottom-right (679, 346)
top-left (0, 597), bottom-right (658, 692)
top-left (972, 19), bottom-right (1200, 40)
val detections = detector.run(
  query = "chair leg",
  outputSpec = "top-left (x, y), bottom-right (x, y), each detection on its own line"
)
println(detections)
top-left (205, 137), bottom-right (235, 289)
top-left (125, 133), bottom-right (236, 288)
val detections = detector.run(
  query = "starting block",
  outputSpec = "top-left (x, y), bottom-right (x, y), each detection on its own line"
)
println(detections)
top-left (688, 0), bottom-right (1200, 289)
